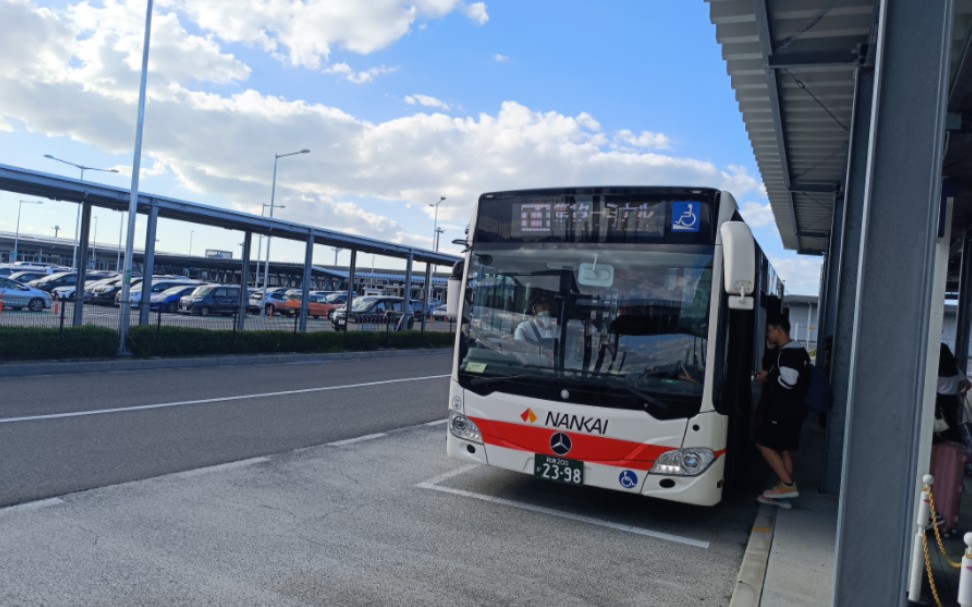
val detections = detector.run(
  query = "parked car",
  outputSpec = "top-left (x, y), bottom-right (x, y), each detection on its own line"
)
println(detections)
top-left (0, 277), bottom-right (53, 311)
top-left (0, 263), bottom-right (70, 278)
top-left (282, 292), bottom-right (329, 318)
top-left (29, 270), bottom-right (116, 293)
top-left (248, 288), bottom-right (290, 315)
top-left (409, 300), bottom-right (428, 322)
top-left (86, 275), bottom-right (142, 305)
top-left (124, 278), bottom-right (203, 307)
top-left (149, 284), bottom-right (207, 313)
top-left (318, 291), bottom-right (352, 319)
top-left (431, 304), bottom-right (455, 321)
top-left (330, 296), bottom-right (415, 331)
top-left (178, 284), bottom-right (243, 316)
top-left (52, 274), bottom-right (118, 302)
top-left (7, 270), bottom-right (51, 284)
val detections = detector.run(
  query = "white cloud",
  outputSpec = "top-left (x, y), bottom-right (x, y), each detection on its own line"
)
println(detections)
top-left (613, 129), bottom-right (671, 150)
top-left (463, 2), bottom-right (489, 25)
top-left (167, 0), bottom-right (472, 69)
top-left (324, 62), bottom-right (397, 84)
top-left (67, 0), bottom-right (250, 96)
top-left (493, 53), bottom-right (510, 63)
top-left (770, 255), bottom-right (823, 296)
top-left (739, 201), bottom-right (774, 228)
top-left (404, 94), bottom-right (450, 110)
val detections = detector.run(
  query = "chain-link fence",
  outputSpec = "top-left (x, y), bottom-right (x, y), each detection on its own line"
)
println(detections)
top-left (0, 299), bottom-right (457, 361)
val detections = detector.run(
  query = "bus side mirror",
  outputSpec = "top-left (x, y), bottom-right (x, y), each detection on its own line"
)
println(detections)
top-left (446, 260), bottom-right (464, 318)
top-left (720, 222), bottom-right (755, 310)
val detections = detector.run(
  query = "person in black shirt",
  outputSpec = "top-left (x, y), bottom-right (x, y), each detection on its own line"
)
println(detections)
top-left (754, 316), bottom-right (809, 502)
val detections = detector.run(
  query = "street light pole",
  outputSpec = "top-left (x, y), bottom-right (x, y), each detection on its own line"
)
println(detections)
top-left (262, 149), bottom-right (310, 294)
top-left (116, 212), bottom-right (124, 272)
top-left (255, 202), bottom-right (283, 287)
top-left (430, 196), bottom-right (445, 250)
top-left (13, 200), bottom-right (44, 262)
top-left (426, 196), bottom-right (446, 317)
top-left (189, 230), bottom-right (194, 256)
top-left (92, 216), bottom-right (99, 268)
top-left (43, 154), bottom-right (118, 269)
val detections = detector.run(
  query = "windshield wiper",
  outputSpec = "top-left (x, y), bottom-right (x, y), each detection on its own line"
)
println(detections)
top-left (469, 374), bottom-right (533, 386)
top-left (597, 374), bottom-right (667, 410)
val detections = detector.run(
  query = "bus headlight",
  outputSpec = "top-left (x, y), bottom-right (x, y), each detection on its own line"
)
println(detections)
top-left (649, 448), bottom-right (715, 476)
top-left (449, 411), bottom-right (482, 443)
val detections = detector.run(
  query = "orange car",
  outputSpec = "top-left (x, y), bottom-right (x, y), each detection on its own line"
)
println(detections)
top-left (282, 293), bottom-right (328, 318)
top-left (318, 292), bottom-right (352, 319)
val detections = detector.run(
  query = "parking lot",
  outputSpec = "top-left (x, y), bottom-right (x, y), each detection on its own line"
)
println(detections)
top-left (0, 301), bottom-right (457, 334)
top-left (0, 353), bottom-right (755, 606)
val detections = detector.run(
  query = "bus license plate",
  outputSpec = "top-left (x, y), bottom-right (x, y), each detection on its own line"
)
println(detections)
top-left (534, 455), bottom-right (584, 486)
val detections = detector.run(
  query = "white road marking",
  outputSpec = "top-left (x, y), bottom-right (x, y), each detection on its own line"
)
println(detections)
top-left (416, 479), bottom-right (709, 549)
top-left (0, 497), bottom-right (64, 514)
top-left (327, 433), bottom-right (388, 447)
top-left (424, 419), bottom-right (447, 426)
top-left (0, 375), bottom-right (450, 424)
top-left (418, 464), bottom-right (479, 487)
top-left (171, 457), bottom-right (269, 478)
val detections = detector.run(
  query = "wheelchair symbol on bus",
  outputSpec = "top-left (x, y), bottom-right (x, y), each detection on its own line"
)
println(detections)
top-left (619, 470), bottom-right (638, 489)
top-left (671, 202), bottom-right (700, 232)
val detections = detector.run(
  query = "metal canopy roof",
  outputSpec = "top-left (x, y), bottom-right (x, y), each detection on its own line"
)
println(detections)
top-left (0, 163), bottom-right (459, 267)
top-left (709, 0), bottom-right (875, 255)
top-left (710, 0), bottom-right (972, 256)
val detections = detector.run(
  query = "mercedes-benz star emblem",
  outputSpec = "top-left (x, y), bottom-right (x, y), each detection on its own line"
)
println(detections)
top-left (550, 432), bottom-right (572, 456)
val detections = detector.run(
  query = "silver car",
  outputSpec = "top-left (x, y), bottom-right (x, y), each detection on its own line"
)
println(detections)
top-left (0, 277), bottom-right (53, 311)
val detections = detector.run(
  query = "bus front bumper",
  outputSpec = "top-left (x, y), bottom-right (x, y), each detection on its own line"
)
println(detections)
top-left (447, 434), bottom-right (725, 507)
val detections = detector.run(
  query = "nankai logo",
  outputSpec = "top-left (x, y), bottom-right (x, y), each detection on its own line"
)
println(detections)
top-left (520, 408), bottom-right (538, 423)
top-left (545, 412), bottom-right (609, 435)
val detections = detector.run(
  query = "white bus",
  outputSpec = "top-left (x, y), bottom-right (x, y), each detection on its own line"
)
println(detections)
top-left (445, 186), bottom-right (784, 506)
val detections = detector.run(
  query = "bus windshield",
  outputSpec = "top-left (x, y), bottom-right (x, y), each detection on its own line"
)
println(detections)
top-left (458, 242), bottom-right (713, 418)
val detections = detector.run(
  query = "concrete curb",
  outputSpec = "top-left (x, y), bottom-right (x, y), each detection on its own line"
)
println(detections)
top-left (0, 348), bottom-right (454, 377)
top-left (729, 504), bottom-right (777, 607)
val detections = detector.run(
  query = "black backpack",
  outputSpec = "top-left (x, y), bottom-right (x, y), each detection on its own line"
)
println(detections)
top-left (803, 362), bottom-right (834, 413)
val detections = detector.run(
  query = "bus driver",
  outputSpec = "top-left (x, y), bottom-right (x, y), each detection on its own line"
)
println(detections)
top-left (514, 297), bottom-right (558, 343)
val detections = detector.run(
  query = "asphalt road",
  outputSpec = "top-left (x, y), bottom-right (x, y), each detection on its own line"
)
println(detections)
top-left (0, 352), bottom-right (451, 506)
top-left (0, 352), bottom-right (757, 606)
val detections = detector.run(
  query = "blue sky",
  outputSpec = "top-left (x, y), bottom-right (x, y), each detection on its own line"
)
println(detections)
top-left (0, 0), bottom-right (821, 294)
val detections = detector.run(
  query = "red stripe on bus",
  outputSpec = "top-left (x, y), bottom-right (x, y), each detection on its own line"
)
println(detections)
top-left (471, 417), bottom-right (674, 471)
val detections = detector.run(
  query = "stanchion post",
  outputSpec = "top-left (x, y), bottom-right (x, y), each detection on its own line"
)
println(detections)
top-left (909, 474), bottom-right (934, 602)
top-left (961, 532), bottom-right (972, 607)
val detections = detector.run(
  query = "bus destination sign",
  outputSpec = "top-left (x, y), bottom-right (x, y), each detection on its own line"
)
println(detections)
top-left (511, 200), bottom-right (668, 239)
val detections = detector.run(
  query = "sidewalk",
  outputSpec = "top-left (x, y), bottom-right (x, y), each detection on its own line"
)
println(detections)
top-left (732, 424), bottom-right (972, 606)
top-left (732, 423), bottom-right (839, 606)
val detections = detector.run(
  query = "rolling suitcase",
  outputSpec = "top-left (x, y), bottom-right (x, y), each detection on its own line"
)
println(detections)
top-left (930, 440), bottom-right (965, 533)
top-left (960, 422), bottom-right (972, 476)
